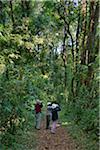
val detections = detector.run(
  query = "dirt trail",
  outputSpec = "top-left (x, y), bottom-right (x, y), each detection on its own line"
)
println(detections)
top-left (36, 121), bottom-right (79, 150)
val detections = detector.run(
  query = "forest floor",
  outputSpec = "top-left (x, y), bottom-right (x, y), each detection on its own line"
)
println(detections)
top-left (35, 120), bottom-right (80, 150)
top-left (15, 117), bottom-right (82, 150)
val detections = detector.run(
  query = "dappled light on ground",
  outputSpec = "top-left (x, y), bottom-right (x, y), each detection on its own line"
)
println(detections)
top-left (62, 121), bottom-right (70, 126)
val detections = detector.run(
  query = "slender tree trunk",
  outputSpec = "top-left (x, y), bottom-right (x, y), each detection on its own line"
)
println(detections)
top-left (81, 0), bottom-right (87, 65)
top-left (76, 9), bottom-right (81, 71)
top-left (57, 1), bottom-right (74, 93)
top-left (71, 1), bottom-right (81, 97)
top-left (62, 24), bottom-right (67, 87)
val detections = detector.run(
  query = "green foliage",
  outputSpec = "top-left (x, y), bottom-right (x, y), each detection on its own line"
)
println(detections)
top-left (0, 0), bottom-right (98, 149)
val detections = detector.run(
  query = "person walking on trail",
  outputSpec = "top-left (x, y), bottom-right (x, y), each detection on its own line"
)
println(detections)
top-left (51, 103), bottom-right (61, 134)
top-left (46, 102), bottom-right (52, 129)
top-left (35, 99), bottom-right (43, 130)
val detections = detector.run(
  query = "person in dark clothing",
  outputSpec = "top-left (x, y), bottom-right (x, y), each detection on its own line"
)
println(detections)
top-left (51, 103), bottom-right (61, 133)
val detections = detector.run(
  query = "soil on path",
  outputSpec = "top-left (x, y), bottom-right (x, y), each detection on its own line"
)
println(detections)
top-left (36, 121), bottom-right (79, 150)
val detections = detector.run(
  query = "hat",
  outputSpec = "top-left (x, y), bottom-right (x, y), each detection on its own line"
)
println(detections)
top-left (36, 99), bottom-right (41, 103)
top-left (47, 102), bottom-right (51, 106)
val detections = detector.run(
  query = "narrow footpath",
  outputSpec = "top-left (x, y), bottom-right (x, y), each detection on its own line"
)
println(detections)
top-left (35, 121), bottom-right (80, 150)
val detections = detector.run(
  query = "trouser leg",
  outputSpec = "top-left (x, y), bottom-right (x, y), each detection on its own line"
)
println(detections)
top-left (46, 115), bottom-right (50, 129)
top-left (51, 121), bottom-right (56, 133)
top-left (35, 113), bottom-right (41, 129)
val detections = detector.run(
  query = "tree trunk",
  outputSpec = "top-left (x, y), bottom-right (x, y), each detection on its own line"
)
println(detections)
top-left (62, 24), bottom-right (67, 87)
top-left (81, 0), bottom-right (87, 65)
top-left (86, 0), bottom-right (97, 64)
top-left (76, 8), bottom-right (81, 71)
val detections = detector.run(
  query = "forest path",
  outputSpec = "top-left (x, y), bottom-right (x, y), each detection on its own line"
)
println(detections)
top-left (35, 120), bottom-right (79, 150)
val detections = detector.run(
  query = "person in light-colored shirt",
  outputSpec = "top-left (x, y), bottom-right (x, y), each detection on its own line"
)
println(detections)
top-left (46, 102), bottom-right (52, 129)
